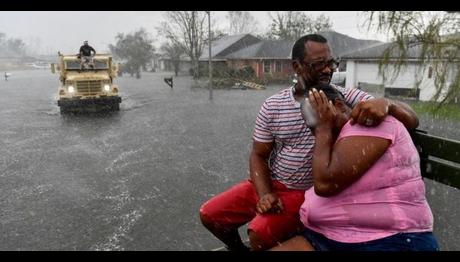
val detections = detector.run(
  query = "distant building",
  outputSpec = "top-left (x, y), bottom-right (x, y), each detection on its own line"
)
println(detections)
top-left (224, 39), bottom-right (293, 80)
top-left (341, 41), bottom-right (458, 102)
top-left (158, 54), bottom-right (191, 75)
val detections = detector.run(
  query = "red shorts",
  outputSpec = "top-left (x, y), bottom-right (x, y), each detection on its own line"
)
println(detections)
top-left (200, 179), bottom-right (305, 247)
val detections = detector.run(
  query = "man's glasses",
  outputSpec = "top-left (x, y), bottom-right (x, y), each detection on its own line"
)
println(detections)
top-left (301, 58), bottom-right (339, 72)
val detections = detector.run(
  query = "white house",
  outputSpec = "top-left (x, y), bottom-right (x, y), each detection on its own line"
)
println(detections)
top-left (341, 42), bottom-right (457, 102)
top-left (158, 53), bottom-right (192, 74)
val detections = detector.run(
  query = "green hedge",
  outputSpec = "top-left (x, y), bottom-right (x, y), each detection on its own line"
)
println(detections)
top-left (198, 64), bottom-right (255, 79)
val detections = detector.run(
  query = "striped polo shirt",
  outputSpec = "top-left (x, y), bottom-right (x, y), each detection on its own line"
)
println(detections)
top-left (253, 84), bottom-right (373, 190)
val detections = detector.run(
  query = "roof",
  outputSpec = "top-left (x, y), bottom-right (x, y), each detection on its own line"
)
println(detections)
top-left (340, 34), bottom-right (460, 60)
top-left (316, 31), bottom-right (382, 57)
top-left (199, 34), bottom-right (261, 60)
top-left (224, 31), bottom-right (383, 60)
top-left (340, 42), bottom-right (425, 60)
top-left (161, 31), bottom-right (384, 61)
top-left (224, 40), bottom-right (293, 59)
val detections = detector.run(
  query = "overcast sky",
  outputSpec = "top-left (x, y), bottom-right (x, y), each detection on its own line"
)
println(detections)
top-left (0, 11), bottom-right (390, 55)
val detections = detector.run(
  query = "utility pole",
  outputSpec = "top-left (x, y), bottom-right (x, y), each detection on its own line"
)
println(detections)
top-left (206, 11), bottom-right (213, 100)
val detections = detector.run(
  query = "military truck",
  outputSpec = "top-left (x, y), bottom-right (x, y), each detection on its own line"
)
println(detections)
top-left (51, 53), bottom-right (121, 113)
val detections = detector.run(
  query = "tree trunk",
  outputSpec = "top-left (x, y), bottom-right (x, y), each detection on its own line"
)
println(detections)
top-left (193, 58), bottom-right (199, 79)
top-left (136, 67), bottom-right (141, 79)
top-left (191, 12), bottom-right (199, 79)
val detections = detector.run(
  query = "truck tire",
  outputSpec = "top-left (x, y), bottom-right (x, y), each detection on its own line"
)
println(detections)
top-left (112, 103), bottom-right (120, 111)
top-left (60, 106), bottom-right (68, 114)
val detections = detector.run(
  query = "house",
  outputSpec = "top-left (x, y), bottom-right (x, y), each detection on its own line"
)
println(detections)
top-left (158, 53), bottom-right (192, 74)
top-left (341, 41), bottom-right (458, 102)
top-left (224, 39), bottom-right (293, 80)
top-left (159, 31), bottom-right (383, 82)
top-left (198, 34), bottom-right (262, 74)
top-left (159, 34), bottom-right (261, 75)
top-left (222, 31), bottom-right (381, 81)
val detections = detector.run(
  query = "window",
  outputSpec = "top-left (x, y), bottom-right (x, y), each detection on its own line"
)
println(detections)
top-left (65, 60), bottom-right (81, 69)
top-left (275, 61), bottom-right (282, 72)
top-left (65, 59), bottom-right (108, 70)
top-left (264, 60), bottom-right (271, 73)
top-left (93, 59), bottom-right (108, 69)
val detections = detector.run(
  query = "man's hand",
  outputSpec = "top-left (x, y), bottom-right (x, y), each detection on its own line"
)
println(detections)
top-left (350, 98), bottom-right (390, 127)
top-left (256, 193), bottom-right (284, 214)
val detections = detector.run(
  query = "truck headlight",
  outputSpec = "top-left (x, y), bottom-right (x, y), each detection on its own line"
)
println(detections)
top-left (68, 85), bottom-right (75, 93)
top-left (104, 84), bottom-right (110, 91)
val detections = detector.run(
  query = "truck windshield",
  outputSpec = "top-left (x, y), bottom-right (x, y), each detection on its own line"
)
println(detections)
top-left (65, 59), bottom-right (109, 70)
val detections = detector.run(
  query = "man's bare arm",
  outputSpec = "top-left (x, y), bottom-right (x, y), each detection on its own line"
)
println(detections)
top-left (249, 141), bottom-right (283, 213)
top-left (388, 99), bottom-right (419, 130)
top-left (350, 98), bottom-right (419, 130)
top-left (250, 141), bottom-right (273, 196)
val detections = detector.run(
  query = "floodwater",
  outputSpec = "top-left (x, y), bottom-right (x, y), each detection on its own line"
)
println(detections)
top-left (0, 70), bottom-right (458, 250)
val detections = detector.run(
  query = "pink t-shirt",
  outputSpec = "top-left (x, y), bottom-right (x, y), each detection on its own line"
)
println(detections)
top-left (300, 116), bottom-right (434, 243)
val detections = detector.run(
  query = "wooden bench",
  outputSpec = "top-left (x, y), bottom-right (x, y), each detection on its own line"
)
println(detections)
top-left (412, 129), bottom-right (460, 189)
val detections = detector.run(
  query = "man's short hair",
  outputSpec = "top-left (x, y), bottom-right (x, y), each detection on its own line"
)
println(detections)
top-left (291, 34), bottom-right (328, 61)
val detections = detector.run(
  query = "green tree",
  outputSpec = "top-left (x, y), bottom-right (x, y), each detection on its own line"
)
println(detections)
top-left (363, 11), bottom-right (460, 106)
top-left (109, 28), bottom-right (155, 79)
top-left (267, 12), bottom-right (333, 40)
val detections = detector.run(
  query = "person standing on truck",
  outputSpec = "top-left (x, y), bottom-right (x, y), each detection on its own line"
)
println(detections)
top-left (199, 34), bottom-right (420, 251)
top-left (79, 41), bottom-right (96, 70)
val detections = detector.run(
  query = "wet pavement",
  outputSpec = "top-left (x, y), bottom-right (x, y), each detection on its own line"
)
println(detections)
top-left (0, 70), bottom-right (459, 250)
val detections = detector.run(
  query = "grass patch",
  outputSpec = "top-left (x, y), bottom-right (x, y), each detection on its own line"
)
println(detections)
top-left (409, 101), bottom-right (460, 121)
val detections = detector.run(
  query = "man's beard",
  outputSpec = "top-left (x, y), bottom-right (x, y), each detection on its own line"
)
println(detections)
top-left (317, 73), bottom-right (332, 85)
top-left (305, 73), bottom-right (332, 87)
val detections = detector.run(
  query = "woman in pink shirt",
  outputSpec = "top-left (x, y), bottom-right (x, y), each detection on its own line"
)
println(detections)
top-left (272, 85), bottom-right (438, 251)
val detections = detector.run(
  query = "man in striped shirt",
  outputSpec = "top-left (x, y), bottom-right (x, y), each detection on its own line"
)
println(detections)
top-left (199, 34), bottom-right (419, 251)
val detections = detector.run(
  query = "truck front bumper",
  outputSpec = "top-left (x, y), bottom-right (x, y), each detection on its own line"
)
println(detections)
top-left (58, 96), bottom-right (121, 107)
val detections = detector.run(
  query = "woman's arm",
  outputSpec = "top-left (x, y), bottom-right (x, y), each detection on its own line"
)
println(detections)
top-left (312, 126), bottom-right (390, 197)
top-left (309, 89), bottom-right (391, 197)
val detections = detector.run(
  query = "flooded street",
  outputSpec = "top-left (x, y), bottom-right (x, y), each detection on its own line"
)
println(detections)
top-left (0, 69), bottom-right (459, 250)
